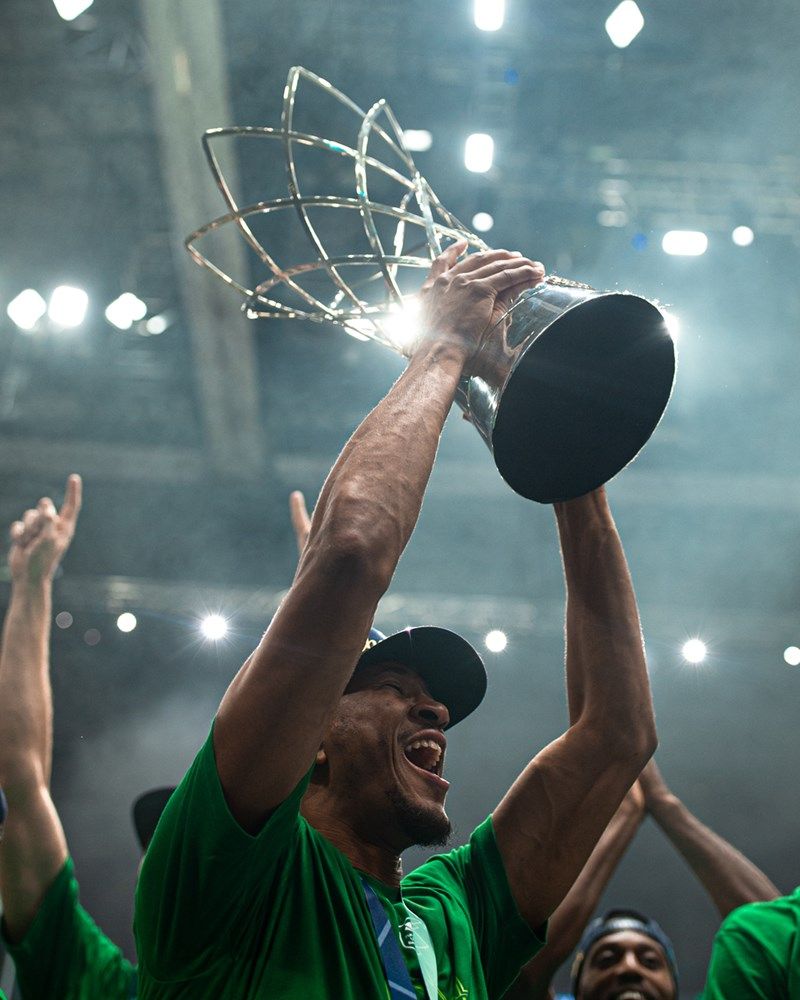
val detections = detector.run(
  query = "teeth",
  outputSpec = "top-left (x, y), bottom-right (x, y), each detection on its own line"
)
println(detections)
top-left (406, 739), bottom-right (442, 759)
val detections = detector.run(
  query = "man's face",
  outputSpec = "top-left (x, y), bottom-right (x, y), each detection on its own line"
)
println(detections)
top-left (577, 930), bottom-right (675, 1000)
top-left (321, 661), bottom-right (451, 849)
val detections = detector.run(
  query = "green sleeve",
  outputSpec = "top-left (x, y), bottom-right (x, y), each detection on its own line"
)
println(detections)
top-left (134, 723), bottom-right (312, 983)
top-left (2, 857), bottom-right (136, 1000)
top-left (702, 903), bottom-right (788, 1000)
top-left (417, 815), bottom-right (546, 998)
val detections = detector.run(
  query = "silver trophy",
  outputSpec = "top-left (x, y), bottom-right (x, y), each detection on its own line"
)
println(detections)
top-left (186, 66), bottom-right (675, 503)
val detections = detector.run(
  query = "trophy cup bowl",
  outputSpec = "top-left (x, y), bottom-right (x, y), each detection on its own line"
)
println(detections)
top-left (185, 66), bottom-right (676, 503)
top-left (461, 282), bottom-right (675, 503)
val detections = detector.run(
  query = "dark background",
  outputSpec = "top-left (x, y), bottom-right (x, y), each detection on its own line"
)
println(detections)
top-left (1, 1), bottom-right (799, 995)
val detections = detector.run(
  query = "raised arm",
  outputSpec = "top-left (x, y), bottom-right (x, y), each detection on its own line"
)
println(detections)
top-left (0, 475), bottom-right (82, 941)
top-left (493, 488), bottom-right (657, 931)
top-left (505, 784), bottom-right (645, 1000)
top-left (641, 760), bottom-right (780, 917)
top-left (503, 782), bottom-right (645, 1000)
top-left (214, 246), bottom-right (545, 832)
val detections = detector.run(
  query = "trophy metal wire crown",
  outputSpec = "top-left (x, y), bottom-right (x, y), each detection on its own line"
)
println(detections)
top-left (186, 66), bottom-right (676, 503)
top-left (185, 65), bottom-right (583, 347)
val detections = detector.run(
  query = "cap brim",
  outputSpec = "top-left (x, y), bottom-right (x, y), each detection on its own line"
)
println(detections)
top-left (132, 786), bottom-right (176, 851)
top-left (356, 626), bottom-right (486, 728)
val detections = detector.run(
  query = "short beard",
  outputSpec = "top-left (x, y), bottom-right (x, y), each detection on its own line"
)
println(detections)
top-left (386, 785), bottom-right (452, 847)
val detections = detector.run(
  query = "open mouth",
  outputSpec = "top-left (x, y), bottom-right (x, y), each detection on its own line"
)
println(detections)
top-left (402, 733), bottom-right (449, 790)
top-left (613, 991), bottom-right (651, 1000)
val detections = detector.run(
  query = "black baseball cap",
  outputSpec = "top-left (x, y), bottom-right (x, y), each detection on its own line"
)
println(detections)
top-left (356, 627), bottom-right (487, 729)
top-left (132, 786), bottom-right (176, 851)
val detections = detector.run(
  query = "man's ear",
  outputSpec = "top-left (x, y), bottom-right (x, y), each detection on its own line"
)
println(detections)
top-left (309, 746), bottom-right (329, 787)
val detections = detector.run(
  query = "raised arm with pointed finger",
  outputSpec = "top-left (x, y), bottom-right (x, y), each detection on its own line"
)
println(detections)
top-left (504, 781), bottom-right (646, 1000)
top-left (211, 243), bottom-right (545, 834)
top-left (493, 487), bottom-right (657, 933)
top-left (0, 475), bottom-right (81, 940)
top-left (640, 759), bottom-right (780, 917)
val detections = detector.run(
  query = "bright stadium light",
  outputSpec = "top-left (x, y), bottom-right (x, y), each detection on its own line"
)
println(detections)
top-left (732, 225), bottom-right (755, 247)
top-left (471, 212), bottom-right (495, 233)
top-left (597, 209), bottom-right (628, 228)
top-left (201, 614), bottom-right (228, 641)
top-left (144, 311), bottom-right (173, 335)
top-left (105, 293), bottom-right (147, 331)
top-left (662, 231), bottom-right (708, 257)
top-left (465, 133), bottom-right (494, 173)
top-left (605, 1), bottom-right (644, 48)
top-left (402, 129), bottom-right (433, 152)
top-left (681, 638), bottom-right (707, 664)
top-left (474, 0), bottom-right (505, 32)
top-left (48, 286), bottom-right (89, 328)
top-left (784, 646), bottom-right (800, 667)
top-left (116, 612), bottom-right (138, 633)
top-left (485, 630), bottom-right (508, 652)
top-left (53, 0), bottom-right (94, 20)
top-left (7, 289), bottom-right (47, 331)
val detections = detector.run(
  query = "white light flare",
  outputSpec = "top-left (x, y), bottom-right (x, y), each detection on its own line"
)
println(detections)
top-left (7, 289), bottom-right (47, 331)
top-left (402, 129), bottom-right (433, 152)
top-left (105, 293), bottom-right (147, 331)
top-left (732, 226), bottom-right (754, 247)
top-left (485, 629), bottom-right (508, 652)
top-left (465, 133), bottom-right (494, 174)
top-left (662, 231), bottom-right (708, 257)
top-left (681, 638), bottom-right (707, 664)
top-left (116, 612), bottom-right (138, 633)
top-left (663, 311), bottom-right (680, 340)
top-left (201, 614), bottom-right (228, 641)
top-left (53, 0), bottom-right (94, 19)
top-left (474, 0), bottom-right (505, 32)
top-left (382, 298), bottom-right (422, 351)
top-left (605, 1), bottom-right (644, 48)
top-left (48, 286), bottom-right (89, 328)
top-left (471, 212), bottom-right (495, 233)
top-left (784, 646), bottom-right (800, 667)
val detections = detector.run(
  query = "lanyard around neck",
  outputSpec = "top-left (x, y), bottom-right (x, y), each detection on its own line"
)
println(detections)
top-left (360, 877), bottom-right (438, 1000)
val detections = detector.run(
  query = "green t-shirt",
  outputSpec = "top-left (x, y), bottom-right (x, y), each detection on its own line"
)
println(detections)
top-left (702, 888), bottom-right (800, 999)
top-left (2, 856), bottom-right (137, 999)
top-left (135, 727), bottom-right (544, 999)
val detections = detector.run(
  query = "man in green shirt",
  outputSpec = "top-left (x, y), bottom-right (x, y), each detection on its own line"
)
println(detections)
top-left (703, 890), bottom-right (800, 998)
top-left (504, 756), bottom-right (780, 999)
top-left (136, 242), bottom-right (659, 999)
top-left (0, 476), bottom-right (139, 999)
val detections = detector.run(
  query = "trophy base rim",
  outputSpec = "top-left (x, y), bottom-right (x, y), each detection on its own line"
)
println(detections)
top-left (491, 293), bottom-right (676, 504)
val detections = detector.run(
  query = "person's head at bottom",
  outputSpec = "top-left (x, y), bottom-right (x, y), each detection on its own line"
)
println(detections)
top-left (571, 909), bottom-right (678, 1000)
top-left (302, 626), bottom-right (486, 855)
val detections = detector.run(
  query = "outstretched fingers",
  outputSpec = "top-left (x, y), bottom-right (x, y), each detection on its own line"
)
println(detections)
top-left (469, 257), bottom-right (545, 285)
top-left (448, 248), bottom-right (525, 276)
top-left (426, 239), bottom-right (468, 281)
top-left (59, 474), bottom-right (82, 525)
